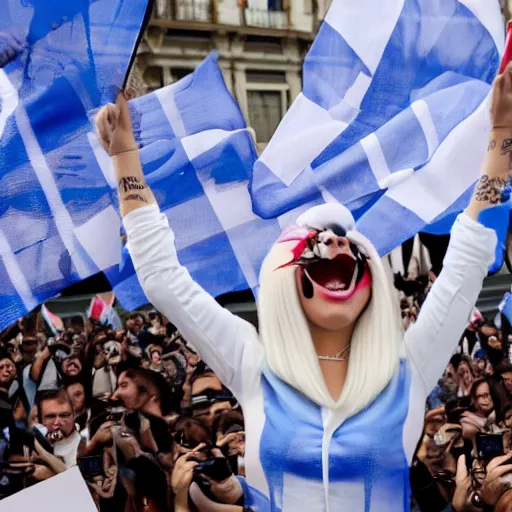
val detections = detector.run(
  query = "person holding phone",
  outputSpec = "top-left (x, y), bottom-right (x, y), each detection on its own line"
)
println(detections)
top-left (95, 60), bottom-right (512, 510)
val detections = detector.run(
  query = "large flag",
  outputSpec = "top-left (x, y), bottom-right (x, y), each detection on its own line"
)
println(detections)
top-left (105, 53), bottom-right (262, 310)
top-left (0, 0), bottom-right (153, 330)
top-left (108, 2), bottom-right (506, 311)
top-left (251, 0), bottom-right (504, 256)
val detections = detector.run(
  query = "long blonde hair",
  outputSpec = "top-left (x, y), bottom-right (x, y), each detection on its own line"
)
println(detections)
top-left (257, 232), bottom-right (403, 417)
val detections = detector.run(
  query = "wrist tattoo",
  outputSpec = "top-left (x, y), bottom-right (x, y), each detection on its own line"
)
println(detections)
top-left (124, 193), bottom-right (148, 203)
top-left (119, 176), bottom-right (146, 193)
top-left (474, 175), bottom-right (510, 204)
top-left (488, 139), bottom-right (496, 151)
top-left (501, 138), bottom-right (512, 155)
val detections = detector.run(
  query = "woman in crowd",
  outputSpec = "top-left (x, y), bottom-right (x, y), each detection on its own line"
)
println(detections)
top-left (94, 60), bottom-right (512, 510)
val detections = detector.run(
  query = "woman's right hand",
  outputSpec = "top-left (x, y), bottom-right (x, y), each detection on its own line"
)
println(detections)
top-left (94, 91), bottom-right (137, 156)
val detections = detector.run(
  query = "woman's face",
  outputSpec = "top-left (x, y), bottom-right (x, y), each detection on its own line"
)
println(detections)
top-left (151, 351), bottom-right (161, 365)
top-left (286, 229), bottom-right (372, 332)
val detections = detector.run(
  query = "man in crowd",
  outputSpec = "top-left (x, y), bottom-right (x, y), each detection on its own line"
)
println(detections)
top-left (36, 389), bottom-right (82, 468)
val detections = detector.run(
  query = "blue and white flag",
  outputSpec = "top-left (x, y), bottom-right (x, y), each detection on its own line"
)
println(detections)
top-left (105, 53), bottom-right (264, 310)
top-left (251, 0), bottom-right (504, 256)
top-left (0, 0), bottom-right (152, 330)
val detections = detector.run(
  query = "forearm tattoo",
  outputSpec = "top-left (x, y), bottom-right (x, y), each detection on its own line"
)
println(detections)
top-left (118, 176), bottom-right (146, 193)
top-left (124, 193), bottom-right (148, 203)
top-left (474, 175), bottom-right (510, 204)
top-left (502, 138), bottom-right (512, 155)
top-left (488, 139), bottom-right (496, 151)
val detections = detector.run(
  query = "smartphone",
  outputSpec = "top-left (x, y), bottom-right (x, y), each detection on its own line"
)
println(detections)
top-left (78, 455), bottom-right (104, 480)
top-left (476, 432), bottom-right (505, 461)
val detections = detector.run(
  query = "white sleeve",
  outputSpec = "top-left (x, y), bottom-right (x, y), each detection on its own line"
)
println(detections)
top-left (123, 205), bottom-right (265, 400)
top-left (402, 212), bottom-right (497, 461)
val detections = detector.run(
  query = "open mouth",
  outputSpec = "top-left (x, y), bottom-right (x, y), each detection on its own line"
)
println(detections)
top-left (303, 254), bottom-right (368, 300)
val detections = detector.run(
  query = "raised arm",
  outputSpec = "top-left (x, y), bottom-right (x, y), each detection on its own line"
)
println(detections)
top-left (403, 67), bottom-right (512, 460)
top-left (94, 92), bottom-right (264, 399)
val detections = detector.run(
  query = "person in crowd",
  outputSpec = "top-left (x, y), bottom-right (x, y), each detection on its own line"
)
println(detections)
top-left (460, 378), bottom-right (497, 444)
top-left (35, 388), bottom-right (83, 468)
top-left (148, 311), bottom-right (165, 336)
top-left (457, 356), bottom-right (475, 397)
top-left (93, 52), bottom-right (510, 509)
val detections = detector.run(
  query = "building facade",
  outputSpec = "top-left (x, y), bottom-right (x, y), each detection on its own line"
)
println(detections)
top-left (128, 0), bottom-right (329, 148)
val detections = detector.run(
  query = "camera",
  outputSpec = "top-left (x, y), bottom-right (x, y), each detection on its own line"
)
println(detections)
top-left (445, 396), bottom-right (472, 424)
top-left (193, 457), bottom-right (233, 482)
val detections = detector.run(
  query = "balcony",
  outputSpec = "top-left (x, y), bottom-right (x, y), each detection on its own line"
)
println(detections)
top-left (151, 0), bottom-right (315, 40)
top-left (154, 0), bottom-right (214, 23)
top-left (244, 8), bottom-right (288, 30)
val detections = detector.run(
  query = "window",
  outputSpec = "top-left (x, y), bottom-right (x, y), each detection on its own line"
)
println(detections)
top-left (247, 90), bottom-right (283, 144)
top-left (268, 0), bottom-right (284, 11)
top-left (170, 67), bottom-right (193, 83)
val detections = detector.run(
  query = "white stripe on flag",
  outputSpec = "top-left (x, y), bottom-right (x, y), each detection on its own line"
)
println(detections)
top-left (0, 70), bottom-right (18, 141)
top-left (0, 228), bottom-right (37, 311)
top-left (386, 95), bottom-right (490, 222)
top-left (411, 100), bottom-right (439, 159)
top-left (360, 132), bottom-right (391, 186)
top-left (342, 72), bottom-right (372, 111)
top-left (259, 93), bottom-right (348, 186)
top-left (14, 108), bottom-right (94, 278)
top-left (87, 132), bottom-right (116, 189)
top-left (195, 176), bottom-right (260, 287)
top-left (181, 128), bottom-right (247, 162)
top-left (155, 86), bottom-right (186, 137)
top-left (324, 0), bottom-right (405, 75)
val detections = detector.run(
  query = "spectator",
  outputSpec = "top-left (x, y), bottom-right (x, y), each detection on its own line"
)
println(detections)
top-left (456, 357), bottom-right (474, 397)
top-left (35, 389), bottom-right (83, 468)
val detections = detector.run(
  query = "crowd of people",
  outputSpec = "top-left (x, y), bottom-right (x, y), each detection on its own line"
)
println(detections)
top-left (397, 269), bottom-right (512, 511)
top-left (0, 308), bottom-right (248, 512)
top-left (0, 272), bottom-right (511, 511)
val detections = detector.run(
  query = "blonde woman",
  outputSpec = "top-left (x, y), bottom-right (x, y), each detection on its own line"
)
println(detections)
top-left (94, 68), bottom-right (512, 510)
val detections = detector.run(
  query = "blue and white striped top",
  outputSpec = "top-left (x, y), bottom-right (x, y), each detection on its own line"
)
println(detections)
top-left (125, 204), bottom-right (496, 511)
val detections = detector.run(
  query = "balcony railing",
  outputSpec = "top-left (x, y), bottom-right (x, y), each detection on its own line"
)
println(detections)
top-left (152, 0), bottom-right (312, 34)
top-left (175, 0), bottom-right (213, 22)
top-left (244, 8), bottom-right (288, 29)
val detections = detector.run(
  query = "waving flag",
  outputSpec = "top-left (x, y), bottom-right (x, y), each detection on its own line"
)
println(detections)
top-left (0, 0), bottom-right (153, 330)
top-left (40, 303), bottom-right (63, 334)
top-left (105, 53), bottom-right (262, 310)
top-left (251, 0), bottom-right (504, 256)
top-left (108, 2), bottom-right (505, 311)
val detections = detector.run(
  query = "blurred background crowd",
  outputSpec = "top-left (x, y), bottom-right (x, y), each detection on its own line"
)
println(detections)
top-left (0, 303), bottom-right (248, 512)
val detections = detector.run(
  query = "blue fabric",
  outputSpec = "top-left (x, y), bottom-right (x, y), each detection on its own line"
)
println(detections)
top-left (105, 53), bottom-right (263, 310)
top-left (258, 361), bottom-right (411, 511)
top-left (499, 291), bottom-right (512, 327)
top-left (478, 198), bottom-right (512, 275)
top-left (0, 0), bottom-right (151, 330)
top-left (250, 0), bottom-right (500, 256)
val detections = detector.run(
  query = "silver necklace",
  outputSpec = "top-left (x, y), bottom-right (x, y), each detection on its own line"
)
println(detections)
top-left (317, 344), bottom-right (351, 362)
